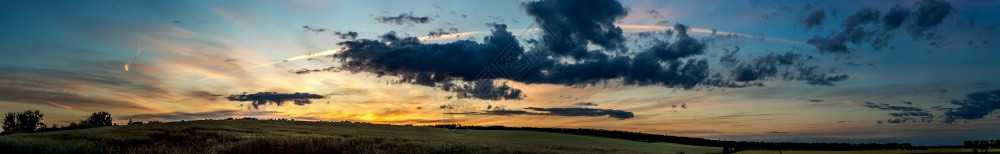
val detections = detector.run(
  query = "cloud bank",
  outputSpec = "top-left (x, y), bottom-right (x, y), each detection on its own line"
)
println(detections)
top-left (806, 0), bottom-right (956, 53)
top-left (475, 107), bottom-right (635, 119)
top-left (225, 92), bottom-right (325, 109)
top-left (861, 102), bottom-right (933, 124)
top-left (376, 12), bottom-right (433, 25)
top-left (941, 89), bottom-right (1000, 123)
top-left (300, 0), bottom-right (853, 100)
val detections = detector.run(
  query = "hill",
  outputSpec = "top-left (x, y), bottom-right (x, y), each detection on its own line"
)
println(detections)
top-left (0, 119), bottom-right (722, 153)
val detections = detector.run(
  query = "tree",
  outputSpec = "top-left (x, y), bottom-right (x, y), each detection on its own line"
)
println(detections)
top-left (1, 110), bottom-right (45, 134)
top-left (79, 111), bottom-right (113, 128)
top-left (2, 112), bottom-right (14, 133)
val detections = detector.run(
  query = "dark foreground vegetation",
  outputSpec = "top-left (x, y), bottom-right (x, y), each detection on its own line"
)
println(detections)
top-left (1, 110), bottom-right (994, 153)
top-left (430, 125), bottom-right (998, 152)
top-left (0, 119), bottom-right (724, 153)
top-left (3, 110), bottom-right (116, 135)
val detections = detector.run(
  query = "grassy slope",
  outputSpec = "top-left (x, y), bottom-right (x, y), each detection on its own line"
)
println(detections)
top-left (0, 120), bottom-right (721, 153)
top-left (736, 149), bottom-right (984, 154)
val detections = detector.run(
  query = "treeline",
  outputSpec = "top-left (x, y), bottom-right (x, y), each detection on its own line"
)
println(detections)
top-left (1, 110), bottom-right (115, 135)
top-left (428, 124), bottom-right (925, 151)
top-left (4, 112), bottom-right (994, 152)
top-left (964, 140), bottom-right (999, 153)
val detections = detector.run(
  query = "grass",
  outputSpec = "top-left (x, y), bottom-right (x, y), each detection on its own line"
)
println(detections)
top-left (0, 120), bottom-right (721, 153)
top-left (1, 120), bottom-right (984, 153)
top-left (736, 148), bottom-right (987, 154)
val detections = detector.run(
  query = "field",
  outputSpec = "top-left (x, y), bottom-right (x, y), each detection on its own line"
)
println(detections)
top-left (735, 149), bottom-right (983, 154)
top-left (0, 120), bottom-right (984, 154)
top-left (0, 120), bottom-right (721, 153)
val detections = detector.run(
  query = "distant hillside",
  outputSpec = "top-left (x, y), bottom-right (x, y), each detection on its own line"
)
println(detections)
top-left (430, 125), bottom-right (932, 151)
top-left (0, 119), bottom-right (722, 153)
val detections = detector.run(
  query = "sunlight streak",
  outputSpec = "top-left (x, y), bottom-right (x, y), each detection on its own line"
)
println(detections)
top-left (196, 48), bottom-right (345, 81)
top-left (125, 23), bottom-right (144, 72)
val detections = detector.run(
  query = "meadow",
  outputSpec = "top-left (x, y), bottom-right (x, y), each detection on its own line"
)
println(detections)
top-left (0, 119), bottom-right (721, 153)
top-left (735, 149), bottom-right (983, 154)
top-left (0, 119), bottom-right (984, 153)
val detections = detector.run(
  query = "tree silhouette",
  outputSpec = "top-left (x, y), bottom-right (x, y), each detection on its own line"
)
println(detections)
top-left (1, 110), bottom-right (45, 134)
top-left (965, 140), bottom-right (995, 153)
top-left (79, 112), bottom-right (113, 128)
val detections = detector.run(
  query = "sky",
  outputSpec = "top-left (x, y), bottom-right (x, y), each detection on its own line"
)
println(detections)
top-left (1, 0), bottom-right (998, 145)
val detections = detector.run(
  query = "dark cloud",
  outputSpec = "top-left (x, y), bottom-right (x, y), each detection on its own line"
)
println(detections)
top-left (574, 101), bottom-right (598, 106)
top-left (322, 23), bottom-right (716, 96)
top-left (302, 26), bottom-right (327, 33)
top-left (808, 99), bottom-right (824, 102)
top-left (444, 79), bottom-right (525, 101)
top-left (861, 102), bottom-right (933, 124)
top-left (472, 107), bottom-right (634, 119)
top-left (731, 52), bottom-right (802, 82)
top-left (324, 23), bottom-right (841, 96)
top-left (526, 107), bottom-right (634, 119)
top-left (325, 24), bottom-right (524, 97)
top-left (803, 9), bottom-right (825, 30)
top-left (882, 5), bottom-right (910, 30)
top-left (879, 117), bottom-right (931, 124)
top-left (908, 0), bottom-right (955, 38)
top-left (645, 24), bottom-right (707, 61)
top-left (375, 12), bottom-right (432, 25)
top-left (225, 92), bottom-right (325, 109)
top-left (766, 131), bottom-right (788, 134)
top-left (333, 31), bottom-right (358, 40)
top-left (722, 49), bottom-right (848, 86)
top-left (941, 89), bottom-right (1000, 123)
top-left (862, 102), bottom-right (925, 112)
top-left (427, 28), bottom-right (458, 38)
top-left (807, 8), bottom-right (885, 53)
top-left (888, 111), bottom-right (932, 117)
top-left (303, 0), bottom-right (850, 100)
top-left (524, 0), bottom-right (629, 56)
top-left (804, 1), bottom-right (957, 53)
top-left (619, 56), bottom-right (712, 89)
top-left (481, 109), bottom-right (532, 116)
top-left (787, 66), bottom-right (849, 86)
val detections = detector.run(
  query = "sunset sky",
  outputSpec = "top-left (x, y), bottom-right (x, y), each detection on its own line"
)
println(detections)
top-left (1, 0), bottom-right (998, 145)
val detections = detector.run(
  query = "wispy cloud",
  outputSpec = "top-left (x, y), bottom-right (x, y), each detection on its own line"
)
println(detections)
top-left (123, 110), bottom-right (282, 121)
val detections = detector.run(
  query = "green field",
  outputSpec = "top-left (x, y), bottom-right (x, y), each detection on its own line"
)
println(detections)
top-left (0, 120), bottom-right (722, 153)
top-left (736, 149), bottom-right (985, 154)
top-left (0, 120), bottom-right (985, 153)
